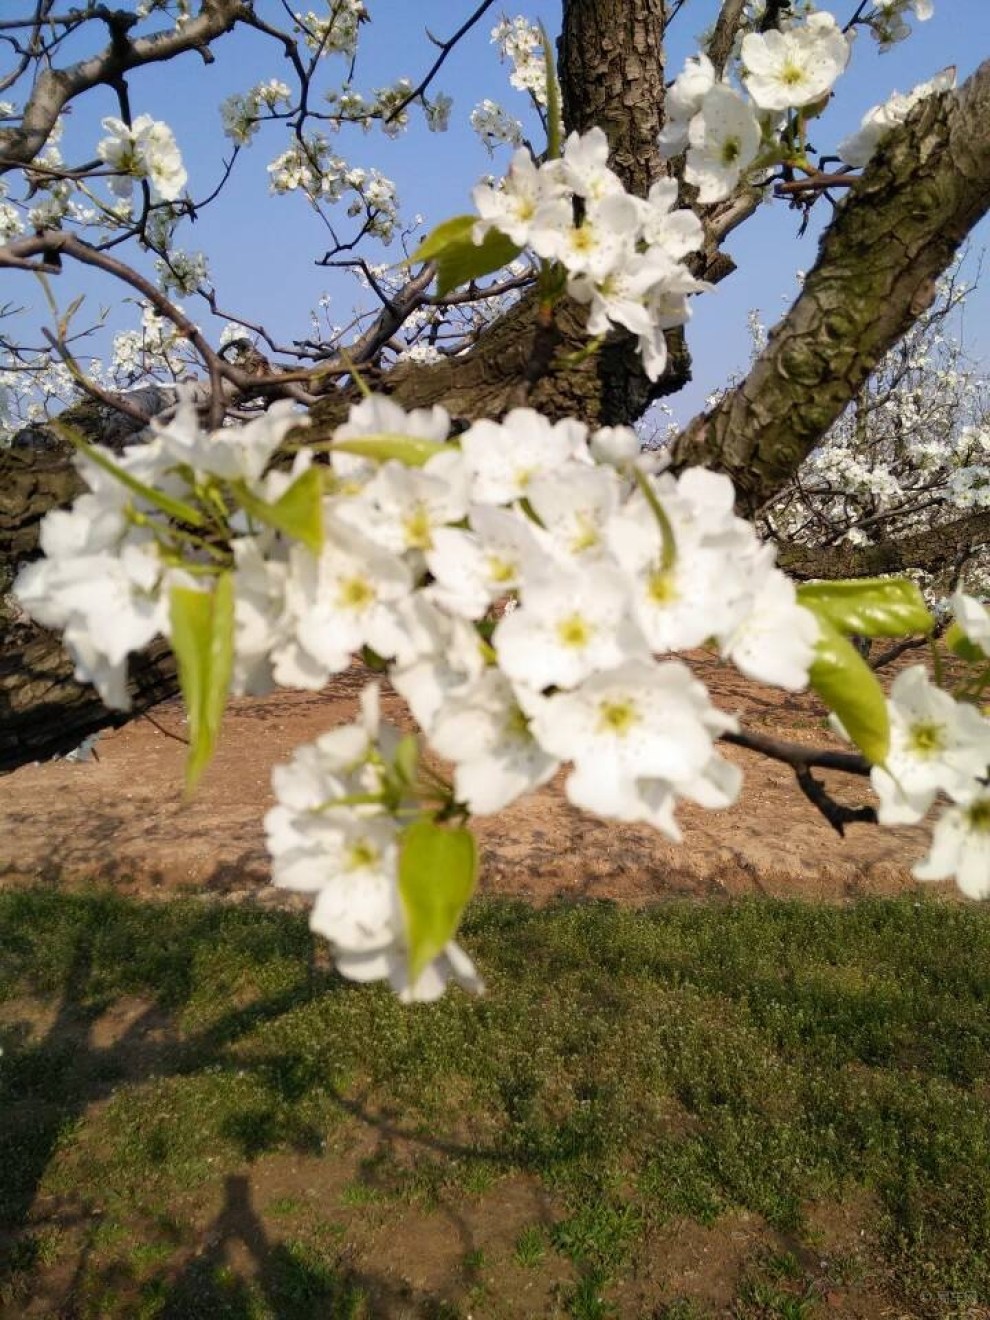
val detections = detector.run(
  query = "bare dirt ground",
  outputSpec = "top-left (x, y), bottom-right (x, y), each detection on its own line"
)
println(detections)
top-left (0, 650), bottom-right (937, 906)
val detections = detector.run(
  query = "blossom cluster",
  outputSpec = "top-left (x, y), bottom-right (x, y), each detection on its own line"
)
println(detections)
top-left (660, 13), bottom-right (851, 202)
top-left (491, 16), bottom-right (548, 107)
top-left (15, 393), bottom-right (823, 994)
top-left (856, 594), bottom-right (990, 898)
top-left (472, 128), bottom-right (709, 380)
top-left (96, 115), bottom-right (187, 204)
top-left (761, 263), bottom-right (989, 606)
top-left (293, 3), bottom-right (367, 59)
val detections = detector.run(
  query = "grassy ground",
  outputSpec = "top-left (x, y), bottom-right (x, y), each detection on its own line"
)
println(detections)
top-left (1, 889), bottom-right (988, 1318)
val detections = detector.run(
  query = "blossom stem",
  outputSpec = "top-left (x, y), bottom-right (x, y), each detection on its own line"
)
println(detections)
top-left (633, 467), bottom-right (678, 572)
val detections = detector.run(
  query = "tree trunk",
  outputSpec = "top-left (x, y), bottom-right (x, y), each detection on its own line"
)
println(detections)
top-left (0, 626), bottom-right (178, 773)
top-left (1, 391), bottom-right (185, 775)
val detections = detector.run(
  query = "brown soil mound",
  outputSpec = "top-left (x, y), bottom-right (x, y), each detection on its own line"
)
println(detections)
top-left (0, 651), bottom-right (939, 907)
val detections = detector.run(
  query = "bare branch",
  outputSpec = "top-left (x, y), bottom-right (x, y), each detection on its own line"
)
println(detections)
top-left (0, 0), bottom-right (250, 173)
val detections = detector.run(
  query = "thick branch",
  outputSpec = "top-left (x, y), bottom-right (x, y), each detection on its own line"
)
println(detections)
top-left (559, 0), bottom-right (666, 198)
top-left (670, 60), bottom-right (990, 514)
top-left (777, 506), bottom-right (990, 580)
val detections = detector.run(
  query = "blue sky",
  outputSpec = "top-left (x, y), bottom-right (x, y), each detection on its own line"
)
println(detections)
top-left (8, 0), bottom-right (990, 426)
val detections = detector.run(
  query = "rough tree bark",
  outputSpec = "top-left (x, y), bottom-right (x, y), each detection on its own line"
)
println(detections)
top-left (778, 506), bottom-right (990, 581)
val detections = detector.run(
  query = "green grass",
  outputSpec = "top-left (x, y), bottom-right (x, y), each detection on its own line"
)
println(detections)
top-left (0, 889), bottom-right (988, 1317)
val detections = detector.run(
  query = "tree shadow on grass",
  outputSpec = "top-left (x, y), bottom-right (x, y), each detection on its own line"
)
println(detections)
top-left (0, 895), bottom-right (558, 1317)
top-left (0, 905), bottom-right (319, 1285)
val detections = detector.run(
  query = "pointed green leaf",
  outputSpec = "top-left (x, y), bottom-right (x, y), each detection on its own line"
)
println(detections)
top-left (434, 228), bottom-right (523, 297)
top-left (398, 819), bottom-right (477, 984)
top-left (408, 214), bottom-right (477, 264)
top-left (169, 572), bottom-right (235, 794)
top-left (56, 422), bottom-right (209, 528)
top-left (945, 621), bottom-right (988, 664)
top-left (407, 214), bottom-right (523, 298)
top-left (331, 432), bottom-right (453, 467)
top-left (797, 578), bottom-right (934, 639)
top-left (235, 466), bottom-right (325, 554)
top-left (393, 734), bottom-right (420, 788)
top-left (539, 21), bottom-right (562, 159)
top-left (809, 617), bottom-right (890, 764)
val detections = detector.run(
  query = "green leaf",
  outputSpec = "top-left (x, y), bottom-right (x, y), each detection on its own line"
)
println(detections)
top-left (398, 819), bottom-right (477, 984)
top-left (408, 214), bottom-right (476, 263)
top-left (408, 214), bottom-right (522, 298)
top-left (539, 21), bottom-right (562, 160)
top-left (809, 618), bottom-right (890, 764)
top-left (435, 228), bottom-right (523, 298)
top-left (331, 433), bottom-right (453, 467)
top-left (169, 573), bottom-right (235, 794)
top-left (945, 621), bottom-right (988, 664)
top-left (797, 578), bottom-right (934, 638)
top-left (393, 734), bottom-right (420, 788)
top-left (235, 466), bottom-right (324, 554)
top-left (56, 422), bottom-right (209, 529)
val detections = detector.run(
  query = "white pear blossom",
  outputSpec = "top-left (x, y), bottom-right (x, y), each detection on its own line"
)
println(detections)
top-left (429, 669), bottom-right (559, 813)
top-left (870, 667), bottom-right (990, 825)
top-left (275, 517), bottom-right (412, 685)
top-left (157, 396), bottom-right (300, 485)
top-left (494, 563), bottom-right (647, 692)
top-left (635, 179), bottom-right (704, 260)
top-left (554, 127), bottom-right (624, 202)
top-left (719, 559), bottom-right (819, 690)
top-left (492, 15), bottom-right (548, 105)
top-left (331, 394), bottom-right (451, 490)
top-left (741, 16), bottom-right (850, 112)
top-left (97, 115), bottom-right (187, 202)
top-left (839, 68), bottom-right (956, 167)
top-left (913, 789), bottom-right (990, 900)
top-left (472, 147), bottom-right (570, 250)
top-left (658, 54), bottom-right (716, 156)
top-left (266, 691), bottom-right (484, 1001)
top-left (336, 450), bottom-right (468, 559)
top-left (540, 192), bottom-right (641, 280)
top-left (425, 504), bottom-right (549, 620)
top-left (525, 464), bottom-right (622, 564)
top-left (459, 409), bottom-right (588, 504)
top-left (528, 659), bottom-right (736, 830)
top-left (16, 540), bottom-right (167, 709)
top-left (684, 85), bottom-right (762, 204)
top-left (471, 99), bottom-right (524, 152)
top-left (389, 602), bottom-right (487, 731)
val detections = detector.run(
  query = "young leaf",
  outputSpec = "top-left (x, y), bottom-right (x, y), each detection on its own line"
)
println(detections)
top-left (56, 422), bottom-right (210, 529)
top-left (797, 578), bottom-right (933, 638)
top-left (169, 572), bottom-right (235, 794)
top-left (331, 433), bottom-right (453, 467)
top-left (539, 21), bottom-right (562, 160)
top-left (809, 617), bottom-right (890, 764)
top-left (235, 466), bottom-right (324, 554)
top-left (408, 214), bottom-right (477, 264)
top-left (398, 818), bottom-right (477, 984)
top-left (435, 227), bottom-right (524, 298)
top-left (407, 214), bottom-right (523, 298)
top-left (393, 734), bottom-right (420, 788)
top-left (945, 621), bottom-right (988, 664)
